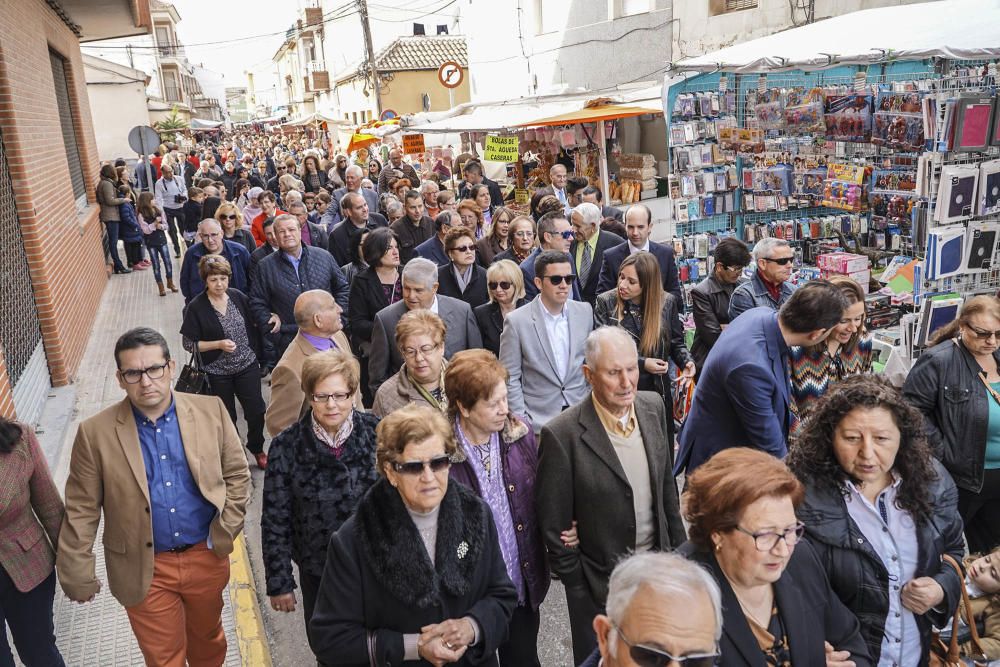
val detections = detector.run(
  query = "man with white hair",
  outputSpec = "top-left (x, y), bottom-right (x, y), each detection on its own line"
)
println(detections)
top-left (570, 202), bottom-right (624, 305)
top-left (367, 257), bottom-right (481, 396)
top-left (728, 237), bottom-right (796, 320)
top-left (179, 219), bottom-right (251, 303)
top-left (330, 165), bottom-right (379, 222)
top-left (420, 180), bottom-right (441, 218)
top-left (579, 552), bottom-right (723, 667)
top-left (535, 163), bottom-right (570, 211)
top-left (535, 326), bottom-right (686, 663)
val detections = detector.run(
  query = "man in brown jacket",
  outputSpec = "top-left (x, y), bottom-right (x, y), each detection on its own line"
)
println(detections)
top-left (265, 290), bottom-right (360, 438)
top-left (57, 327), bottom-right (251, 667)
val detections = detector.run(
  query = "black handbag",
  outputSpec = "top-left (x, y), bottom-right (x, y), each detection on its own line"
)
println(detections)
top-left (175, 346), bottom-right (211, 394)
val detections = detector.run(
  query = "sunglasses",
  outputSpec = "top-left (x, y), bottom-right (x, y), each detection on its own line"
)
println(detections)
top-left (967, 325), bottom-right (1000, 341)
top-left (450, 244), bottom-right (475, 253)
top-left (558, 230), bottom-right (575, 240)
top-left (544, 274), bottom-right (575, 285)
top-left (391, 455), bottom-right (451, 476)
top-left (763, 256), bottom-right (794, 266)
top-left (222, 214), bottom-right (238, 220)
top-left (614, 627), bottom-right (720, 667)
top-left (489, 281), bottom-right (512, 291)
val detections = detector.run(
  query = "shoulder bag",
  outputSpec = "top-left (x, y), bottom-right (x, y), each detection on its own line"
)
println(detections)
top-left (928, 554), bottom-right (988, 667)
top-left (175, 345), bottom-right (211, 394)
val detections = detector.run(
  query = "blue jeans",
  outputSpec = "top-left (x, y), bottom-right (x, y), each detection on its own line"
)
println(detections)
top-left (146, 244), bottom-right (173, 282)
top-left (105, 221), bottom-right (125, 270)
top-left (0, 566), bottom-right (65, 667)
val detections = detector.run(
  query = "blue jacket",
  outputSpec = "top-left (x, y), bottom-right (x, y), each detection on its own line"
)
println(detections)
top-left (414, 236), bottom-right (449, 266)
top-left (675, 307), bottom-right (792, 475)
top-left (728, 271), bottom-right (796, 321)
top-left (179, 240), bottom-right (251, 303)
top-left (118, 202), bottom-right (143, 243)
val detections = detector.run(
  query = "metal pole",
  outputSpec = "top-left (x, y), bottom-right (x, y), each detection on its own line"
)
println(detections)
top-left (597, 121), bottom-right (610, 203)
top-left (358, 0), bottom-right (382, 117)
top-left (139, 134), bottom-right (154, 193)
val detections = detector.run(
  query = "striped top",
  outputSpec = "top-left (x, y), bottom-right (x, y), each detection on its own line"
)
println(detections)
top-left (789, 336), bottom-right (873, 417)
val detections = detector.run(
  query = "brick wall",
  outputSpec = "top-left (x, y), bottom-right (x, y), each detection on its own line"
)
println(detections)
top-left (0, 0), bottom-right (110, 418)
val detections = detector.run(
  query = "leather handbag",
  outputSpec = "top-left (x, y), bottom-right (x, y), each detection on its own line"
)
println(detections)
top-left (928, 554), bottom-right (988, 667)
top-left (174, 346), bottom-right (211, 394)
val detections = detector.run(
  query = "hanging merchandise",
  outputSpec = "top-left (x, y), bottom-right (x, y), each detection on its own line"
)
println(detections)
top-left (935, 165), bottom-right (980, 224)
top-left (962, 220), bottom-right (1000, 273)
top-left (925, 225), bottom-right (966, 280)
top-left (978, 159), bottom-right (1000, 215)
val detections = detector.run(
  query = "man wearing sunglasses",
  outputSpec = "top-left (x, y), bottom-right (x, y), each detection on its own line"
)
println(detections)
top-left (579, 552), bottom-right (723, 667)
top-left (500, 250), bottom-right (593, 436)
top-left (521, 211), bottom-right (582, 301)
top-left (729, 238), bottom-right (797, 321)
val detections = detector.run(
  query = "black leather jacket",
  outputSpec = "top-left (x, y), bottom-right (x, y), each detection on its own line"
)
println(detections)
top-left (902, 339), bottom-right (1000, 492)
top-left (796, 458), bottom-right (964, 665)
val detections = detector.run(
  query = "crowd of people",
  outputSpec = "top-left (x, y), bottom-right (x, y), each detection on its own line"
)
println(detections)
top-left (3, 131), bottom-right (1000, 667)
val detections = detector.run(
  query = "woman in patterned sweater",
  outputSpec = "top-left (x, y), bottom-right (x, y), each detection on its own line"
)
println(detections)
top-left (789, 275), bottom-right (872, 419)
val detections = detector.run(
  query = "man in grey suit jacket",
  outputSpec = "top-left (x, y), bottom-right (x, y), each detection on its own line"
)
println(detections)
top-left (369, 257), bottom-right (481, 396)
top-left (535, 326), bottom-right (686, 664)
top-left (500, 250), bottom-right (593, 433)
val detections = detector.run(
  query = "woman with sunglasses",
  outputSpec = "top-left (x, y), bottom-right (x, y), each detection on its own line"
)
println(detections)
top-left (903, 295), bottom-right (1000, 555)
top-left (261, 350), bottom-right (380, 646)
top-left (789, 375), bottom-right (964, 666)
top-left (493, 216), bottom-right (537, 267)
top-left (372, 310), bottom-right (449, 418)
top-left (308, 403), bottom-right (516, 667)
top-left (215, 202), bottom-right (256, 253)
top-left (474, 260), bottom-right (527, 356)
top-left (476, 206), bottom-right (514, 266)
top-left (681, 447), bottom-right (871, 667)
top-left (691, 237), bottom-right (752, 371)
top-left (437, 226), bottom-right (489, 310)
top-left (593, 251), bottom-right (694, 444)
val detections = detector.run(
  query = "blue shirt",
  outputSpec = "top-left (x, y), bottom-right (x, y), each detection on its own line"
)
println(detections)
top-left (133, 401), bottom-right (216, 551)
top-left (283, 249), bottom-right (302, 278)
top-left (986, 381), bottom-right (1000, 469)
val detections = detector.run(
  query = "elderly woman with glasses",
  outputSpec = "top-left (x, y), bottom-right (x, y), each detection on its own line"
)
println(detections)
top-left (215, 202), bottom-right (256, 253)
top-left (372, 310), bottom-right (449, 418)
top-left (474, 260), bottom-right (527, 357)
top-left (476, 206), bottom-right (515, 266)
top-left (493, 216), bottom-right (537, 267)
top-left (308, 404), bottom-right (517, 666)
top-left (680, 447), bottom-right (872, 667)
top-left (437, 226), bottom-right (489, 310)
top-left (261, 350), bottom-right (380, 641)
top-left (788, 375), bottom-right (963, 666)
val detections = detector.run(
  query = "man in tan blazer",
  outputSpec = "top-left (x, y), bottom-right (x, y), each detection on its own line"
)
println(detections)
top-left (58, 327), bottom-right (251, 667)
top-left (265, 290), bottom-right (361, 438)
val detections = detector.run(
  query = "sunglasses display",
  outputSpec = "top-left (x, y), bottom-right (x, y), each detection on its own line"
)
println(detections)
top-left (391, 455), bottom-right (451, 476)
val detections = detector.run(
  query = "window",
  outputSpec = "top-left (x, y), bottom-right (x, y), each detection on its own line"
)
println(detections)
top-left (621, 0), bottom-right (652, 16)
top-left (48, 50), bottom-right (86, 202)
top-left (725, 0), bottom-right (757, 11)
top-left (537, 0), bottom-right (571, 34)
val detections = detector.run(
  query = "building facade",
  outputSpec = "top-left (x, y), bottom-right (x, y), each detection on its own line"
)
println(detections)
top-left (83, 54), bottom-right (151, 161)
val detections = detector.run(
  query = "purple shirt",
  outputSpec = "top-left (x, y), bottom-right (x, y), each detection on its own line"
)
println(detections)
top-left (300, 222), bottom-right (312, 246)
top-left (301, 331), bottom-right (337, 352)
top-left (455, 419), bottom-right (526, 603)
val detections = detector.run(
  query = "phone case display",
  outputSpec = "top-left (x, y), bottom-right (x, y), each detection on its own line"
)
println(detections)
top-left (925, 226), bottom-right (966, 280)
top-left (873, 90), bottom-right (926, 152)
top-left (962, 221), bottom-right (1000, 273)
top-left (935, 165), bottom-right (980, 224)
top-left (824, 93), bottom-right (873, 142)
top-left (978, 159), bottom-right (1000, 215)
top-left (953, 94), bottom-right (995, 152)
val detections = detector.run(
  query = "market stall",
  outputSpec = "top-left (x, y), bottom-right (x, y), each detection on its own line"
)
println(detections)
top-left (659, 0), bottom-right (1000, 380)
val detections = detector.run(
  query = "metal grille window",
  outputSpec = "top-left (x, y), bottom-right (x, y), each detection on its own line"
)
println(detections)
top-left (725, 0), bottom-right (758, 10)
top-left (49, 50), bottom-right (87, 201)
top-left (0, 129), bottom-right (44, 387)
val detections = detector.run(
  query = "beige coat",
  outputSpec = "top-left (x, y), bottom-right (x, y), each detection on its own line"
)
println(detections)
top-left (57, 393), bottom-right (251, 607)
top-left (371, 362), bottom-right (448, 418)
top-left (265, 331), bottom-right (360, 438)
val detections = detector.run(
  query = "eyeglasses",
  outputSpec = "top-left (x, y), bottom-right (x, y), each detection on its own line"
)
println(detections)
top-left (558, 230), bottom-right (575, 240)
top-left (489, 281), bottom-right (512, 291)
top-left (222, 214), bottom-right (238, 220)
top-left (722, 264), bottom-right (745, 272)
top-left (513, 230), bottom-right (535, 238)
top-left (613, 626), bottom-right (720, 667)
top-left (736, 522), bottom-right (805, 552)
top-left (276, 166), bottom-right (287, 171)
top-left (763, 256), bottom-right (795, 266)
top-left (120, 363), bottom-right (169, 384)
top-left (967, 325), bottom-right (1000, 341)
top-left (310, 392), bottom-right (352, 404)
top-left (402, 343), bottom-right (441, 359)
top-left (450, 244), bottom-right (475, 253)
top-left (391, 454), bottom-right (451, 476)
top-left (544, 274), bottom-right (575, 285)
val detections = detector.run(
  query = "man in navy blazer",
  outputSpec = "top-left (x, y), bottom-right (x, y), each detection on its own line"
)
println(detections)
top-left (675, 281), bottom-right (850, 475)
top-left (596, 204), bottom-right (682, 303)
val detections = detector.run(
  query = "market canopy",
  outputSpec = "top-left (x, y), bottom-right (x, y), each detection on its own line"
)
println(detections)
top-left (189, 118), bottom-right (222, 130)
top-left (668, 0), bottom-right (1000, 74)
top-left (281, 112), bottom-right (352, 128)
top-left (518, 102), bottom-right (662, 127)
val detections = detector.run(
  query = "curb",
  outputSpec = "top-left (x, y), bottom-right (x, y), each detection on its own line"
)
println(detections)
top-left (229, 534), bottom-right (273, 667)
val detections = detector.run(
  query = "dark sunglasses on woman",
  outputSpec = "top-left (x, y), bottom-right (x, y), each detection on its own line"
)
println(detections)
top-left (391, 455), bottom-right (451, 475)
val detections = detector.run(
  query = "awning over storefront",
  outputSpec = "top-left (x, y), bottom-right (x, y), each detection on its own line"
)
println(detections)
top-left (281, 112), bottom-right (352, 128)
top-left (518, 103), bottom-right (662, 127)
top-left (189, 118), bottom-right (222, 130)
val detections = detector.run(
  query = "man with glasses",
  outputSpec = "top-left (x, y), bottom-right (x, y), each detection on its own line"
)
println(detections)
top-left (265, 162), bottom-right (288, 196)
top-left (537, 327), bottom-right (686, 663)
top-left (676, 281), bottom-right (850, 475)
top-left (367, 257), bottom-right (481, 396)
top-left (579, 553), bottom-right (722, 667)
top-left (521, 211), bottom-right (582, 301)
top-left (179, 219), bottom-right (251, 304)
top-left (58, 327), bottom-right (250, 666)
top-left (414, 210), bottom-right (458, 267)
top-left (729, 237), bottom-right (797, 321)
top-left (501, 250), bottom-right (593, 436)
top-left (691, 237), bottom-right (754, 370)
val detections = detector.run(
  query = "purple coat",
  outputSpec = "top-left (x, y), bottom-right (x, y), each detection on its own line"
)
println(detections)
top-left (449, 415), bottom-right (550, 611)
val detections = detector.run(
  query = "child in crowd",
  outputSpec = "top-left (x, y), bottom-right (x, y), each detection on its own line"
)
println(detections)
top-left (117, 183), bottom-right (148, 271)
top-left (136, 192), bottom-right (178, 297)
top-left (181, 186), bottom-right (205, 245)
top-left (961, 548), bottom-right (1000, 665)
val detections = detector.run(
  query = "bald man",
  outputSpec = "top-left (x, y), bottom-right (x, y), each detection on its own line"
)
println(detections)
top-left (179, 219), bottom-right (251, 303)
top-left (265, 290), bottom-right (361, 438)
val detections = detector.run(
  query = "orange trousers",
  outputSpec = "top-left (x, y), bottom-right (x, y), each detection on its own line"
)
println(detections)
top-left (125, 542), bottom-right (230, 667)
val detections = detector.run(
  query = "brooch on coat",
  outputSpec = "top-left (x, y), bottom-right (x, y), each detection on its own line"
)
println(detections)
top-left (457, 541), bottom-right (469, 559)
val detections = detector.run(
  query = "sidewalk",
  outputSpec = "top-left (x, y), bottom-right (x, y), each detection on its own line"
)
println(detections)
top-left (34, 260), bottom-right (269, 667)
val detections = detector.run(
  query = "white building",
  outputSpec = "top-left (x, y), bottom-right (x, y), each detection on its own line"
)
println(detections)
top-left (83, 54), bottom-right (152, 162)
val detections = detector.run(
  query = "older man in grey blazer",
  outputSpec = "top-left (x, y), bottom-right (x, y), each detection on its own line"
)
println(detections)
top-left (535, 326), bottom-right (686, 664)
top-left (368, 257), bottom-right (481, 396)
top-left (499, 250), bottom-right (593, 434)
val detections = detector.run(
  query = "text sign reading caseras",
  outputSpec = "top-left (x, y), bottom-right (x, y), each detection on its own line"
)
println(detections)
top-left (402, 134), bottom-right (426, 155)
top-left (483, 135), bottom-right (519, 163)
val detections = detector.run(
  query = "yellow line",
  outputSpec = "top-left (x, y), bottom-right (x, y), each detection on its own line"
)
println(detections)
top-left (229, 534), bottom-right (273, 667)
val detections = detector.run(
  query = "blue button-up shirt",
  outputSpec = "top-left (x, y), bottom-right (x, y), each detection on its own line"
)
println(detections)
top-left (133, 401), bottom-right (216, 552)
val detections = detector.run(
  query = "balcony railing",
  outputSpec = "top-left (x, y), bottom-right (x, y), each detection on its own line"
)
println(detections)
top-left (306, 60), bottom-right (330, 91)
top-left (164, 84), bottom-right (183, 102)
top-left (156, 42), bottom-right (187, 59)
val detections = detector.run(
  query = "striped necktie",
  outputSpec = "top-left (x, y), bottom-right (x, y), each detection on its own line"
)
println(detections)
top-left (579, 242), bottom-right (593, 285)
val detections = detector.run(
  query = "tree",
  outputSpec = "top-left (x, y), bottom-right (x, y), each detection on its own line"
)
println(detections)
top-left (154, 105), bottom-right (187, 141)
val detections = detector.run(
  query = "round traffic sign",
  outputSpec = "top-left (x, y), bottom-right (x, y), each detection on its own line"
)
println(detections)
top-left (437, 61), bottom-right (464, 89)
top-left (127, 125), bottom-right (161, 155)
top-left (380, 109), bottom-right (398, 121)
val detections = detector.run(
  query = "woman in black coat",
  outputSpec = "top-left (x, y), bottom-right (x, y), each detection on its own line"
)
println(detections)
top-left (309, 405), bottom-right (517, 666)
top-left (437, 226), bottom-right (489, 310)
top-left (787, 375), bottom-right (964, 666)
top-left (262, 350), bottom-right (379, 639)
top-left (473, 259), bottom-right (526, 357)
top-left (301, 154), bottom-right (329, 194)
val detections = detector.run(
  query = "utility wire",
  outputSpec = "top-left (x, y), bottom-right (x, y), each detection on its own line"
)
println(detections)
top-left (369, 0), bottom-right (460, 22)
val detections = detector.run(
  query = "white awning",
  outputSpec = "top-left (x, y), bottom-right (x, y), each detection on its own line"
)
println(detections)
top-left (669, 0), bottom-right (1000, 74)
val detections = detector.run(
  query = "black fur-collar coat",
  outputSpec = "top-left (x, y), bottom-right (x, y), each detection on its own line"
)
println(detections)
top-left (308, 477), bottom-right (517, 666)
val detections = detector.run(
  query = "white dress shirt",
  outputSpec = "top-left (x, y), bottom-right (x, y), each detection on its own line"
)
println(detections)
top-left (628, 241), bottom-right (650, 254)
top-left (541, 303), bottom-right (569, 380)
